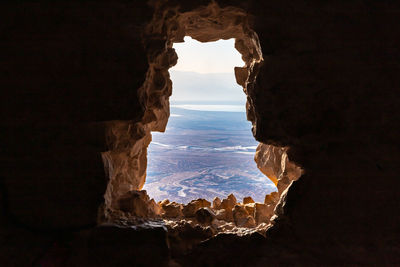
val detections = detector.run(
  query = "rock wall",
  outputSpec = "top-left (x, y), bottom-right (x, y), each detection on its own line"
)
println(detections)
top-left (1, 0), bottom-right (400, 265)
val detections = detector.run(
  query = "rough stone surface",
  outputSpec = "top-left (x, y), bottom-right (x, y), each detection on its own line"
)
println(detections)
top-left (165, 221), bottom-right (215, 257)
top-left (254, 203), bottom-right (274, 225)
top-left (215, 209), bottom-right (234, 223)
top-left (233, 205), bottom-right (256, 228)
top-left (244, 203), bottom-right (256, 217)
top-left (243, 197), bottom-right (255, 204)
top-left (255, 145), bottom-right (302, 195)
top-left (162, 202), bottom-right (183, 218)
top-left (264, 192), bottom-right (279, 205)
top-left (159, 199), bottom-right (170, 207)
top-left (182, 199), bottom-right (211, 218)
top-left (116, 190), bottom-right (161, 218)
top-left (212, 197), bottom-right (222, 210)
top-left (195, 207), bottom-right (216, 225)
top-left (220, 194), bottom-right (237, 210)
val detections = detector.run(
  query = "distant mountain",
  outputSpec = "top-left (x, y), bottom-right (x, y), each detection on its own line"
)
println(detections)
top-left (169, 70), bottom-right (246, 103)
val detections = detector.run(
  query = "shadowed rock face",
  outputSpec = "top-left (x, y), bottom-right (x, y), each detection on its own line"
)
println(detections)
top-left (1, 0), bottom-right (400, 266)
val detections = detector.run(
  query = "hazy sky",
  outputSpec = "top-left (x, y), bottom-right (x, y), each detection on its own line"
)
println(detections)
top-left (170, 36), bottom-right (244, 74)
top-left (169, 37), bottom-right (246, 104)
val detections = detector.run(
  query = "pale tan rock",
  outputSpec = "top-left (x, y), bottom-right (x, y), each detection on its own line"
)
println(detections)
top-left (215, 209), bottom-right (234, 222)
top-left (243, 196), bottom-right (255, 204)
top-left (264, 192), bottom-right (279, 205)
top-left (254, 203), bottom-right (274, 224)
top-left (232, 205), bottom-right (256, 228)
top-left (234, 66), bottom-right (248, 87)
top-left (242, 216), bottom-right (256, 228)
top-left (162, 202), bottom-right (183, 218)
top-left (220, 194), bottom-right (237, 210)
top-left (244, 203), bottom-right (255, 217)
top-left (211, 219), bottom-right (236, 231)
top-left (218, 222), bottom-right (236, 232)
top-left (232, 205), bottom-right (247, 227)
top-left (212, 197), bottom-right (222, 210)
top-left (195, 207), bottom-right (216, 225)
top-left (182, 199), bottom-right (211, 217)
top-left (254, 144), bottom-right (303, 195)
top-left (159, 199), bottom-right (170, 207)
top-left (103, 121), bottom-right (152, 210)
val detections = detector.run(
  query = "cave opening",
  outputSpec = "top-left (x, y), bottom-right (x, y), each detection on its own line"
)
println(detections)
top-left (101, 2), bottom-right (302, 237)
top-left (143, 36), bottom-right (277, 205)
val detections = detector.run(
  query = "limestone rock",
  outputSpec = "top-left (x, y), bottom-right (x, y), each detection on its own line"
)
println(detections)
top-left (159, 199), bottom-right (170, 206)
top-left (242, 216), bottom-right (256, 228)
top-left (212, 197), bottom-right (221, 210)
top-left (215, 209), bottom-right (234, 222)
top-left (233, 205), bottom-right (255, 228)
top-left (254, 144), bottom-right (303, 195)
top-left (149, 199), bottom-right (162, 216)
top-left (244, 203), bottom-right (255, 217)
top-left (220, 194), bottom-right (237, 210)
top-left (182, 199), bottom-right (211, 217)
top-left (254, 203), bottom-right (274, 224)
top-left (264, 192), bottom-right (279, 205)
top-left (232, 205), bottom-right (248, 226)
top-left (162, 202), bottom-right (183, 218)
top-left (116, 190), bottom-right (160, 218)
top-left (211, 219), bottom-right (235, 231)
top-left (195, 207), bottom-right (216, 225)
top-left (243, 196), bottom-right (255, 204)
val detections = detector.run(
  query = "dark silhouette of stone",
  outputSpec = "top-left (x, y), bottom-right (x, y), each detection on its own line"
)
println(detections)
top-left (195, 207), bottom-right (216, 225)
top-left (182, 199), bottom-right (211, 218)
top-left (1, 0), bottom-right (400, 265)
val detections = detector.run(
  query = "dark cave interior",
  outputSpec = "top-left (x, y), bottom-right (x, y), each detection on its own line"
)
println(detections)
top-left (1, 0), bottom-right (400, 266)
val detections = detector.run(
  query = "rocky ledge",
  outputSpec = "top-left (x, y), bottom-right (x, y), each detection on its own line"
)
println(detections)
top-left (109, 189), bottom-right (279, 234)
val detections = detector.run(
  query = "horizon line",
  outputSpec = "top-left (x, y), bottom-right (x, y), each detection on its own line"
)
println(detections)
top-left (169, 69), bottom-right (238, 75)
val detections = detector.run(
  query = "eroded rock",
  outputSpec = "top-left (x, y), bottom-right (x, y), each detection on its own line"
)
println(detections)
top-left (264, 192), bottom-right (279, 205)
top-left (215, 208), bottom-right (234, 222)
top-left (182, 199), bottom-right (211, 218)
top-left (164, 221), bottom-right (215, 257)
top-left (149, 199), bottom-right (162, 216)
top-left (162, 202), bottom-right (183, 218)
top-left (243, 196), bottom-right (255, 204)
top-left (254, 203), bottom-right (274, 224)
top-left (220, 194), bottom-right (237, 210)
top-left (211, 219), bottom-right (235, 231)
top-left (233, 205), bottom-right (255, 228)
top-left (159, 199), bottom-right (170, 206)
top-left (244, 203), bottom-right (255, 217)
top-left (212, 197), bottom-right (221, 209)
top-left (255, 144), bottom-right (303, 196)
top-left (116, 190), bottom-right (160, 218)
top-left (195, 207), bottom-right (216, 225)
